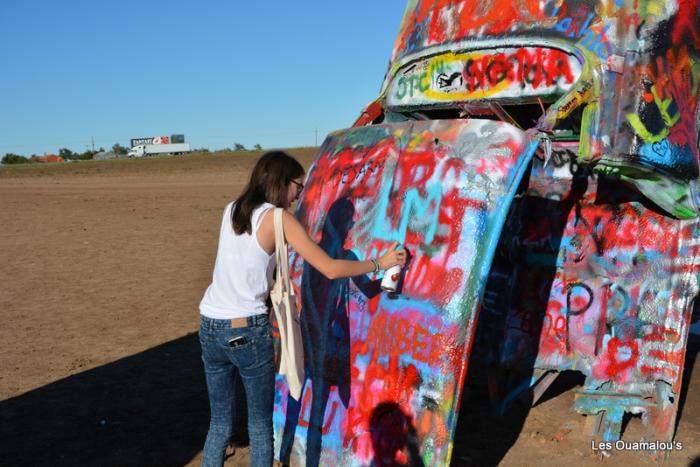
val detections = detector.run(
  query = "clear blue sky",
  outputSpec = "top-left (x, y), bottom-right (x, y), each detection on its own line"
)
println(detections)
top-left (0, 1), bottom-right (407, 156)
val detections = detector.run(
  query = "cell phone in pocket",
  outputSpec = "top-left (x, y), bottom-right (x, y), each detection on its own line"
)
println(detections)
top-left (228, 335), bottom-right (247, 348)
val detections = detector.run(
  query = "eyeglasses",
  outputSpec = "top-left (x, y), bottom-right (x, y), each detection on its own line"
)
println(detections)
top-left (290, 179), bottom-right (304, 193)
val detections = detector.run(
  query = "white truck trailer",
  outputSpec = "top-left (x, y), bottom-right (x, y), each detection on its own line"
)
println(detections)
top-left (127, 143), bottom-right (191, 157)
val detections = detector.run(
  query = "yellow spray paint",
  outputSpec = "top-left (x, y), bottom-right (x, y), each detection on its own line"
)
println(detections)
top-left (626, 85), bottom-right (681, 143)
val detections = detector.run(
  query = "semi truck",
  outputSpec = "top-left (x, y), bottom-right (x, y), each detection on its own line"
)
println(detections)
top-left (127, 143), bottom-right (191, 158)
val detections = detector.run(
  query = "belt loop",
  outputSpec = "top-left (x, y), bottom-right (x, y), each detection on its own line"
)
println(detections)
top-left (248, 313), bottom-right (267, 327)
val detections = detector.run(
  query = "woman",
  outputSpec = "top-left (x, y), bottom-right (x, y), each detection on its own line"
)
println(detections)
top-left (198, 151), bottom-right (406, 466)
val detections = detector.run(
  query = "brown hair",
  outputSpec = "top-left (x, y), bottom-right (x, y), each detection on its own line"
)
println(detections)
top-left (231, 151), bottom-right (305, 234)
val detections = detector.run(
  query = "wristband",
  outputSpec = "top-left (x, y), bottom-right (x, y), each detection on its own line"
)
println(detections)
top-left (370, 258), bottom-right (380, 273)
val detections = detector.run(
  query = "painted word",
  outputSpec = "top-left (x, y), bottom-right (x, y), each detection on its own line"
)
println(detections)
top-left (388, 47), bottom-right (581, 106)
top-left (553, 12), bottom-right (611, 59)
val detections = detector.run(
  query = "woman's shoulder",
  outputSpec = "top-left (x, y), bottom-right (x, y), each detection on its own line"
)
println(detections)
top-left (220, 201), bottom-right (234, 219)
top-left (279, 209), bottom-right (304, 235)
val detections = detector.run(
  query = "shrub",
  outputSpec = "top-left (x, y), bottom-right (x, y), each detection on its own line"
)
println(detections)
top-left (2, 153), bottom-right (30, 164)
top-left (58, 148), bottom-right (76, 159)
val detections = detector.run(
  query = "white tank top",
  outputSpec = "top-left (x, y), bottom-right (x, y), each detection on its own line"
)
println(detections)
top-left (199, 202), bottom-right (276, 319)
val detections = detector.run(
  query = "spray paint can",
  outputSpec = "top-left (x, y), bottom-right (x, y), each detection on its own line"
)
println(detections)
top-left (381, 264), bottom-right (402, 292)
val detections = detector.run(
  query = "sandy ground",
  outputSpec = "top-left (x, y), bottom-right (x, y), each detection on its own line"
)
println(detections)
top-left (1, 150), bottom-right (698, 466)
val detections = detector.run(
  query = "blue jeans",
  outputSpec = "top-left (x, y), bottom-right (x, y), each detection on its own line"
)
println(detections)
top-left (199, 314), bottom-right (275, 467)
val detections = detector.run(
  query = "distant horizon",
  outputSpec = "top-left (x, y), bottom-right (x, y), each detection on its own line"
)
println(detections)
top-left (1, 1), bottom-right (407, 158)
top-left (3, 131), bottom-right (334, 158)
top-left (2, 133), bottom-right (337, 158)
top-left (0, 143), bottom-right (323, 165)
top-left (8, 142), bottom-right (322, 158)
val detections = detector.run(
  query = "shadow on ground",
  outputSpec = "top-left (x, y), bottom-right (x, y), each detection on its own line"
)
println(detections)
top-left (0, 333), bottom-right (208, 466)
top-left (678, 333), bottom-right (700, 435)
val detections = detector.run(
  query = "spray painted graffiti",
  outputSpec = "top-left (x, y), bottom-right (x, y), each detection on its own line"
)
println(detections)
top-left (384, 0), bottom-right (700, 220)
top-left (273, 120), bottom-right (537, 466)
top-left (478, 150), bottom-right (700, 442)
top-left (388, 47), bottom-right (582, 106)
top-left (275, 0), bottom-right (700, 464)
top-left (389, 0), bottom-right (617, 62)
top-left (550, 0), bottom-right (613, 59)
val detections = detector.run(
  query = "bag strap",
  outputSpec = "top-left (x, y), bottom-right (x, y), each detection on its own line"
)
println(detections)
top-left (273, 208), bottom-right (291, 292)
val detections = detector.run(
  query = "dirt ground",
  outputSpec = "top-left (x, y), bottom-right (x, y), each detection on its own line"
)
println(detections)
top-left (1, 150), bottom-right (698, 466)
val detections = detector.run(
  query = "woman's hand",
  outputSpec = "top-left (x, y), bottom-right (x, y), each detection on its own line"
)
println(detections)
top-left (377, 241), bottom-right (407, 270)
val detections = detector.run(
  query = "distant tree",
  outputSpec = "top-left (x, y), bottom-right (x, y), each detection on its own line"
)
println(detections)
top-left (2, 153), bottom-right (30, 164)
top-left (74, 150), bottom-right (97, 160)
top-left (112, 143), bottom-right (129, 155)
top-left (253, 144), bottom-right (262, 151)
top-left (233, 143), bottom-right (246, 151)
top-left (58, 148), bottom-right (76, 160)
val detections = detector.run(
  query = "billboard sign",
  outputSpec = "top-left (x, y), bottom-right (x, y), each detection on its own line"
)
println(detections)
top-left (130, 136), bottom-right (170, 147)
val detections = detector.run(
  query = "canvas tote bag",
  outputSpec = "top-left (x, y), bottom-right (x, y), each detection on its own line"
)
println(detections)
top-left (270, 208), bottom-right (305, 400)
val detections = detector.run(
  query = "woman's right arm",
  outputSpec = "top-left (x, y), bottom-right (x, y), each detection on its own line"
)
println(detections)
top-left (281, 211), bottom-right (405, 280)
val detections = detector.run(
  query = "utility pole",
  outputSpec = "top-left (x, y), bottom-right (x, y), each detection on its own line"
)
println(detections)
top-left (315, 128), bottom-right (318, 147)
top-left (91, 136), bottom-right (95, 152)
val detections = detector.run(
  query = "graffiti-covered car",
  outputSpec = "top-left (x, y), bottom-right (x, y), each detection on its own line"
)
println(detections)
top-left (273, 1), bottom-right (700, 465)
